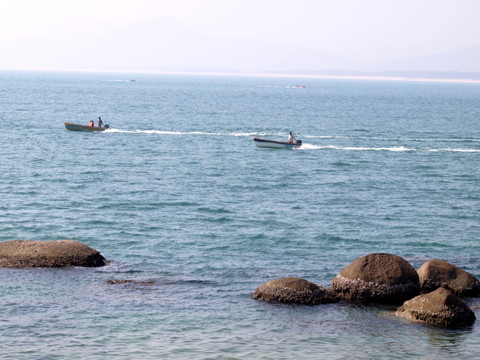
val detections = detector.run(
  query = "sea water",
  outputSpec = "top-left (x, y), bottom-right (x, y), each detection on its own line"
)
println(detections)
top-left (0, 71), bottom-right (479, 359)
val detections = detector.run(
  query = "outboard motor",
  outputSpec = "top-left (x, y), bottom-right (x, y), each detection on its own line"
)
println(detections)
top-left (104, 124), bottom-right (110, 129)
top-left (296, 140), bottom-right (302, 145)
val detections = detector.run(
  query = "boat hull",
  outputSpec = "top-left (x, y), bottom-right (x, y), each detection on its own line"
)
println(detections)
top-left (253, 137), bottom-right (302, 149)
top-left (64, 122), bottom-right (107, 132)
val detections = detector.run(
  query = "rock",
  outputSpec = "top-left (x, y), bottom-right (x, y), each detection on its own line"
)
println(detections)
top-left (331, 253), bottom-right (420, 305)
top-left (0, 240), bottom-right (106, 268)
top-left (108, 280), bottom-right (156, 286)
top-left (253, 277), bottom-right (339, 305)
top-left (418, 259), bottom-right (480, 297)
top-left (396, 287), bottom-right (476, 328)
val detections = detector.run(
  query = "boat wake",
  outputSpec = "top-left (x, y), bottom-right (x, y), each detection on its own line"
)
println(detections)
top-left (104, 129), bottom-right (480, 153)
top-left (106, 129), bottom-right (273, 137)
top-left (299, 144), bottom-right (480, 153)
top-left (303, 135), bottom-right (480, 143)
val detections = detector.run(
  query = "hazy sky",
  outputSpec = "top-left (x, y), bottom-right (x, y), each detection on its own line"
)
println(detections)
top-left (1, 0), bottom-right (479, 64)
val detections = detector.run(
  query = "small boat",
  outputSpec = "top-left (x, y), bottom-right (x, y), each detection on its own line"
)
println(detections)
top-left (253, 136), bottom-right (302, 149)
top-left (64, 122), bottom-right (110, 132)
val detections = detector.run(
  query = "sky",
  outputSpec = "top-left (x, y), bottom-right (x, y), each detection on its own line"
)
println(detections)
top-left (1, 0), bottom-right (479, 70)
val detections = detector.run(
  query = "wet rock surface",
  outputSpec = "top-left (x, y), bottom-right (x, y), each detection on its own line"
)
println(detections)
top-left (418, 259), bottom-right (480, 297)
top-left (108, 280), bottom-right (156, 286)
top-left (331, 253), bottom-right (420, 305)
top-left (396, 287), bottom-right (476, 328)
top-left (0, 240), bottom-right (106, 268)
top-left (253, 277), bottom-right (339, 305)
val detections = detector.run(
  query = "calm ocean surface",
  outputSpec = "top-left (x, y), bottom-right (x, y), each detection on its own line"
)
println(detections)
top-left (1, 71), bottom-right (479, 359)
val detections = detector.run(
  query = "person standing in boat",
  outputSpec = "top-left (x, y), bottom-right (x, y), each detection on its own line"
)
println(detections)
top-left (287, 131), bottom-right (297, 144)
top-left (97, 117), bottom-right (103, 128)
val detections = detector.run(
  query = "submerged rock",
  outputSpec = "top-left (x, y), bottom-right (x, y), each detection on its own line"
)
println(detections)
top-left (331, 253), bottom-right (420, 305)
top-left (108, 280), bottom-right (156, 286)
top-left (418, 259), bottom-right (480, 297)
top-left (253, 277), bottom-right (339, 305)
top-left (0, 240), bottom-right (106, 268)
top-left (396, 287), bottom-right (476, 328)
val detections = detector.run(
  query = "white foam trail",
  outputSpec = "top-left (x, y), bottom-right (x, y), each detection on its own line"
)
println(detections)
top-left (432, 148), bottom-right (480, 153)
top-left (304, 135), bottom-right (480, 143)
top-left (106, 129), bottom-right (206, 135)
top-left (299, 144), bottom-right (479, 152)
top-left (300, 144), bottom-right (413, 151)
top-left (103, 130), bottom-right (480, 153)
top-left (297, 144), bottom-right (328, 150)
top-left (105, 129), bottom-right (285, 137)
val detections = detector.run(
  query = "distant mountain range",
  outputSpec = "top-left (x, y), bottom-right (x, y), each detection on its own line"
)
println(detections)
top-left (2, 17), bottom-right (480, 78)
top-left (370, 45), bottom-right (480, 73)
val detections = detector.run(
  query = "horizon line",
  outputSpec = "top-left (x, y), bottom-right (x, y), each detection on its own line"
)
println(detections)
top-left (2, 67), bottom-right (480, 84)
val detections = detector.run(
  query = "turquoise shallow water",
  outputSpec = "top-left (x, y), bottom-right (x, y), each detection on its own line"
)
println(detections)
top-left (1, 71), bottom-right (479, 359)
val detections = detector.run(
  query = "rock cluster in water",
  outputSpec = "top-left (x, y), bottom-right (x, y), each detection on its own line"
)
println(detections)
top-left (254, 253), bottom-right (479, 329)
top-left (2, 240), bottom-right (478, 329)
top-left (0, 240), bottom-right (105, 268)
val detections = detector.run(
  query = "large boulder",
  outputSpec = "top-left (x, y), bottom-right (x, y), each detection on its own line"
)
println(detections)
top-left (253, 277), bottom-right (339, 305)
top-left (396, 287), bottom-right (476, 328)
top-left (418, 259), bottom-right (480, 297)
top-left (0, 240), bottom-right (106, 268)
top-left (331, 253), bottom-right (420, 305)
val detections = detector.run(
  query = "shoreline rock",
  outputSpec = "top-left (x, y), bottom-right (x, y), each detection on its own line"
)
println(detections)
top-left (418, 259), bottom-right (480, 297)
top-left (331, 253), bottom-right (420, 305)
top-left (253, 277), bottom-right (339, 305)
top-left (0, 240), bottom-right (106, 268)
top-left (396, 287), bottom-right (476, 328)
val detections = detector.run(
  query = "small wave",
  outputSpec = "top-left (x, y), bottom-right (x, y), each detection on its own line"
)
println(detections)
top-left (105, 79), bottom-right (136, 83)
top-left (204, 216), bottom-right (233, 223)
top-left (257, 85), bottom-right (303, 89)
top-left (411, 138), bottom-right (480, 143)
top-left (95, 260), bottom-right (139, 273)
top-left (197, 207), bottom-right (233, 214)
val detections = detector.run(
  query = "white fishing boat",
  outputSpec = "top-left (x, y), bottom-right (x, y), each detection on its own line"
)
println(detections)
top-left (253, 136), bottom-right (302, 149)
